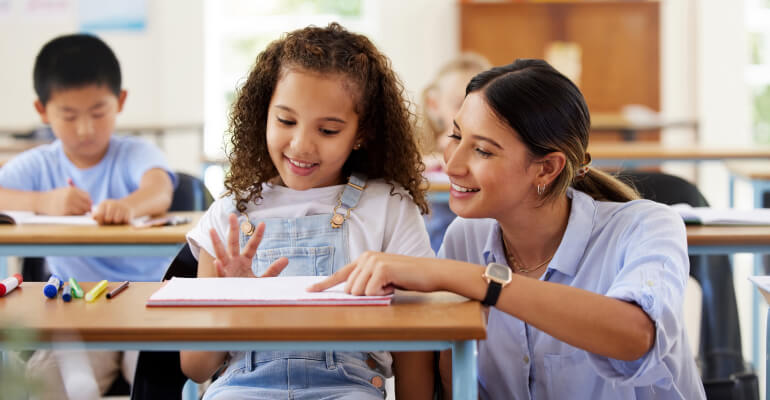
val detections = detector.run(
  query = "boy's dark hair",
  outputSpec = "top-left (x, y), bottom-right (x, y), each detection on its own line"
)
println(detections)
top-left (33, 34), bottom-right (122, 105)
top-left (467, 59), bottom-right (639, 203)
top-left (225, 23), bottom-right (428, 214)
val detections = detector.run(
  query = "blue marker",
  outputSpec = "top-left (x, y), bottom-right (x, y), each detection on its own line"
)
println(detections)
top-left (61, 282), bottom-right (72, 302)
top-left (43, 274), bottom-right (62, 299)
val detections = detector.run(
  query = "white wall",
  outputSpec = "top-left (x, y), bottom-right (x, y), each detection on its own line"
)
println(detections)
top-left (370, 0), bottom-right (459, 106)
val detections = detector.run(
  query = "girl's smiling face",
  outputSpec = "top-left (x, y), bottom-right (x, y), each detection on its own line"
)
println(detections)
top-left (266, 68), bottom-right (360, 190)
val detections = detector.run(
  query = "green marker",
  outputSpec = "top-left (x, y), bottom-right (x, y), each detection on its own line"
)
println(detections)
top-left (69, 277), bottom-right (84, 299)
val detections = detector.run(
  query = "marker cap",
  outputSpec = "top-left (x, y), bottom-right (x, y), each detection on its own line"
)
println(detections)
top-left (62, 283), bottom-right (72, 302)
top-left (44, 284), bottom-right (58, 298)
top-left (0, 273), bottom-right (22, 296)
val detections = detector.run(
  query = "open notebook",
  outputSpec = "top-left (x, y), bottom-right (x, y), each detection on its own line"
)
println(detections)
top-left (671, 204), bottom-right (770, 225)
top-left (146, 276), bottom-right (394, 307)
top-left (0, 211), bottom-right (97, 226)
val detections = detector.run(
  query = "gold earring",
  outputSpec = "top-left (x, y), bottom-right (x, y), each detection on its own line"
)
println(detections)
top-left (537, 184), bottom-right (546, 196)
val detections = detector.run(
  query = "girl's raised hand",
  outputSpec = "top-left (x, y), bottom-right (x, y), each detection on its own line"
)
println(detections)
top-left (307, 251), bottom-right (442, 296)
top-left (210, 213), bottom-right (289, 278)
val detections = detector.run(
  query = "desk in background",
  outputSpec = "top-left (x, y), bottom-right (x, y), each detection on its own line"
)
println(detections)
top-left (590, 144), bottom-right (770, 168)
top-left (0, 211), bottom-right (203, 277)
top-left (591, 113), bottom-right (698, 142)
top-left (0, 282), bottom-right (485, 399)
top-left (687, 225), bottom-right (770, 399)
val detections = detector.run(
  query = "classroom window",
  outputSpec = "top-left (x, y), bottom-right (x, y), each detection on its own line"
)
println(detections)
top-left (203, 0), bottom-right (372, 196)
top-left (747, 0), bottom-right (770, 144)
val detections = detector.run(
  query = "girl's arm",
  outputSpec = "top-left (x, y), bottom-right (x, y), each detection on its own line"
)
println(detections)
top-left (392, 351), bottom-right (435, 400)
top-left (181, 217), bottom-right (290, 382)
top-left (179, 250), bottom-right (229, 383)
top-left (310, 253), bottom-right (654, 361)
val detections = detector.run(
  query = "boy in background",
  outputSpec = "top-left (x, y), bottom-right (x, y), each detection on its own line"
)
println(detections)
top-left (0, 34), bottom-right (176, 398)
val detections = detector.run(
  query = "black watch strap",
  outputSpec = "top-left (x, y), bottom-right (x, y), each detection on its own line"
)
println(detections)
top-left (481, 281), bottom-right (502, 307)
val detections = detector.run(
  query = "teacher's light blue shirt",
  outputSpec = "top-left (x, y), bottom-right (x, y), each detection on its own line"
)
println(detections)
top-left (439, 188), bottom-right (705, 399)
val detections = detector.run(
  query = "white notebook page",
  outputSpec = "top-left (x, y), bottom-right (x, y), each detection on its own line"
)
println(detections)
top-left (147, 276), bottom-right (393, 306)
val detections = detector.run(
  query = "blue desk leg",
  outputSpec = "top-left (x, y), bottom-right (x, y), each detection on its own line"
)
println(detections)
top-left (752, 180), bottom-right (770, 369)
top-left (730, 174), bottom-right (736, 209)
top-left (182, 379), bottom-right (197, 400)
top-left (766, 308), bottom-right (770, 400)
top-left (452, 340), bottom-right (478, 399)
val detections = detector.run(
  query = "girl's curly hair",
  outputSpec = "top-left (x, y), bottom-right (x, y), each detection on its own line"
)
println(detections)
top-left (224, 23), bottom-right (428, 214)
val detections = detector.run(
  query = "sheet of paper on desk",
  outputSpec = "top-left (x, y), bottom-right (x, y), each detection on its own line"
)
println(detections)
top-left (749, 276), bottom-right (770, 305)
top-left (146, 276), bottom-right (393, 307)
top-left (671, 204), bottom-right (770, 225)
top-left (0, 211), bottom-right (97, 226)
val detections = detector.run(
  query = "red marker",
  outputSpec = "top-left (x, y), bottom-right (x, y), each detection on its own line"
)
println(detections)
top-left (0, 273), bottom-right (23, 296)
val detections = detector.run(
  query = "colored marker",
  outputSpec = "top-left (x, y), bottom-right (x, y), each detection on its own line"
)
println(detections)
top-left (106, 281), bottom-right (129, 299)
top-left (61, 282), bottom-right (72, 302)
top-left (0, 273), bottom-right (22, 296)
top-left (69, 277), bottom-right (84, 299)
top-left (43, 274), bottom-right (63, 299)
top-left (85, 280), bottom-right (108, 303)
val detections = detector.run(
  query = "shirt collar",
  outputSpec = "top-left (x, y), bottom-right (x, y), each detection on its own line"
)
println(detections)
top-left (480, 187), bottom-right (597, 277)
top-left (550, 188), bottom-right (596, 277)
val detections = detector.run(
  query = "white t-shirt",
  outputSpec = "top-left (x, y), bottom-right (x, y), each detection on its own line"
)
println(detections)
top-left (188, 179), bottom-right (434, 263)
top-left (186, 179), bottom-right (435, 377)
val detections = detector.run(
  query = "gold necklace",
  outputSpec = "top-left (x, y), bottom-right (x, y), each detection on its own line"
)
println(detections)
top-left (501, 232), bottom-right (554, 274)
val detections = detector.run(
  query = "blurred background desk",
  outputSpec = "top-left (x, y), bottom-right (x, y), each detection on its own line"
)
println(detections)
top-left (0, 211), bottom-right (202, 277)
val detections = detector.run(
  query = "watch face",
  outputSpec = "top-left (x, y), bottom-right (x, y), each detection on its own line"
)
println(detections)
top-left (487, 263), bottom-right (510, 281)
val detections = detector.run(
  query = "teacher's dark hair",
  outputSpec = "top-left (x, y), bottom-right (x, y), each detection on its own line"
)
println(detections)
top-left (466, 59), bottom-right (638, 203)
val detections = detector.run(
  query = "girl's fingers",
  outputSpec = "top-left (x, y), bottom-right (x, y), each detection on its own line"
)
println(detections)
top-left (209, 228), bottom-right (230, 265)
top-left (214, 259), bottom-right (225, 277)
top-left (227, 214), bottom-right (240, 257)
top-left (307, 263), bottom-right (356, 292)
top-left (242, 222), bottom-right (266, 260)
top-left (259, 257), bottom-right (289, 278)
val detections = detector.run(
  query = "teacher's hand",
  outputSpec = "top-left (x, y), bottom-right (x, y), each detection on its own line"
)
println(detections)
top-left (307, 252), bottom-right (441, 296)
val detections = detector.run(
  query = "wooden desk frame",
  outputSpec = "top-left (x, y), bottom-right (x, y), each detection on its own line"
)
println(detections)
top-left (0, 283), bottom-right (483, 399)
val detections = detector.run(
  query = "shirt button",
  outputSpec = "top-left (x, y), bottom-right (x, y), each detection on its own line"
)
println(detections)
top-left (523, 355), bottom-right (530, 363)
top-left (371, 376), bottom-right (384, 388)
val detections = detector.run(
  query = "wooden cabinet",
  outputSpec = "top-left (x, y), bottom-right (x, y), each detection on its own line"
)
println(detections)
top-left (460, 1), bottom-right (660, 141)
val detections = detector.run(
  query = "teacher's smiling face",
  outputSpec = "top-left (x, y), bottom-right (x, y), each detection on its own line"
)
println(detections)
top-left (443, 93), bottom-right (544, 220)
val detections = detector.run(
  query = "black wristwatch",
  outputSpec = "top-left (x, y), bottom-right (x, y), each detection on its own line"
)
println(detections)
top-left (481, 263), bottom-right (512, 306)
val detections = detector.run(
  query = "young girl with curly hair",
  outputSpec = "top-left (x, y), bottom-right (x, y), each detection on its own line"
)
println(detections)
top-left (180, 23), bottom-right (434, 399)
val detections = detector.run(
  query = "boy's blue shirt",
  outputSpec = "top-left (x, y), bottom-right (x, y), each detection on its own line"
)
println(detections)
top-left (0, 135), bottom-right (177, 282)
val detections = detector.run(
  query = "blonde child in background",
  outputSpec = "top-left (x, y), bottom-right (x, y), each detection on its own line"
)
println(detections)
top-left (181, 23), bottom-right (435, 400)
top-left (420, 53), bottom-right (491, 251)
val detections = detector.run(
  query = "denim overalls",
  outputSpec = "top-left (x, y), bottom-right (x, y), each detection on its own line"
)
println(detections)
top-left (203, 174), bottom-right (387, 400)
